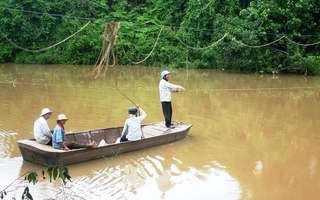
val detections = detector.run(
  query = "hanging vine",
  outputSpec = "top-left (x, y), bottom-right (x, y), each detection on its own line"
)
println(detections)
top-left (92, 22), bottom-right (120, 80)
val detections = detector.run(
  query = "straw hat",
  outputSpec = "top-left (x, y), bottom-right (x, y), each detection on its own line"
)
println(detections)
top-left (57, 114), bottom-right (68, 122)
top-left (40, 108), bottom-right (53, 116)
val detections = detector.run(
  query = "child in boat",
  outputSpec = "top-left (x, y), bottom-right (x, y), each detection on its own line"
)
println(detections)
top-left (120, 104), bottom-right (147, 142)
top-left (52, 114), bottom-right (95, 150)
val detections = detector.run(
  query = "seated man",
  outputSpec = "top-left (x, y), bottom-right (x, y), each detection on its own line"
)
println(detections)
top-left (33, 108), bottom-right (53, 145)
top-left (52, 114), bottom-right (95, 150)
top-left (120, 104), bottom-right (147, 142)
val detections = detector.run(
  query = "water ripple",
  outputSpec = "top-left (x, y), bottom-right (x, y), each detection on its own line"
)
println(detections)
top-left (25, 155), bottom-right (242, 200)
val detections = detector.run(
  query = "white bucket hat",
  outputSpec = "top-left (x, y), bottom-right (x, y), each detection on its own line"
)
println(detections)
top-left (40, 108), bottom-right (53, 116)
top-left (57, 114), bottom-right (68, 121)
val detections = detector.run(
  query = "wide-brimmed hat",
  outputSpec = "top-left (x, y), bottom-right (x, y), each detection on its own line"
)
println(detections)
top-left (40, 108), bottom-right (53, 116)
top-left (57, 114), bottom-right (68, 122)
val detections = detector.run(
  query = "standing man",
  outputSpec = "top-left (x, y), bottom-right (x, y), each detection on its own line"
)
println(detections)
top-left (34, 108), bottom-right (53, 145)
top-left (159, 70), bottom-right (185, 129)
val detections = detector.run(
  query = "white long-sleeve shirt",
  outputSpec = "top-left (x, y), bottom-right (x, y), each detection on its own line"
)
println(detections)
top-left (159, 79), bottom-right (184, 102)
top-left (121, 108), bottom-right (147, 141)
top-left (33, 116), bottom-right (52, 144)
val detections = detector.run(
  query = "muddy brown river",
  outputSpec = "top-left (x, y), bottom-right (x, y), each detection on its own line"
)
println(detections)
top-left (0, 63), bottom-right (320, 199)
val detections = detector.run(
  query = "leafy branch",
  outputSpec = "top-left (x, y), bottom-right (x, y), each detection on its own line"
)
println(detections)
top-left (0, 166), bottom-right (71, 200)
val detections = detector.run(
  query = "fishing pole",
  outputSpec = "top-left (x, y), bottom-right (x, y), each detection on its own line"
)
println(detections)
top-left (114, 77), bottom-right (145, 137)
top-left (114, 77), bottom-right (136, 105)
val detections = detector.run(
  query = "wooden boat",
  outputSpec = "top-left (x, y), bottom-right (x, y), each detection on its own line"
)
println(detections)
top-left (17, 122), bottom-right (192, 167)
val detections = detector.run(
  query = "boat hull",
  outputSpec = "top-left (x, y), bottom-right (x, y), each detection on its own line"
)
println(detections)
top-left (18, 122), bottom-right (192, 166)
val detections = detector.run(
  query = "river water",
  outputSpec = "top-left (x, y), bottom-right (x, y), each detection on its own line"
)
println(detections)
top-left (0, 63), bottom-right (320, 200)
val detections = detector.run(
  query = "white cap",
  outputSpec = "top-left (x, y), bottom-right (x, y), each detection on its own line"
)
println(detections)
top-left (40, 108), bottom-right (53, 116)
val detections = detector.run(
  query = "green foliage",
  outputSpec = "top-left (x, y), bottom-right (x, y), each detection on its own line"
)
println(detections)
top-left (237, 0), bottom-right (320, 74)
top-left (0, 166), bottom-right (71, 200)
top-left (22, 187), bottom-right (32, 200)
top-left (46, 166), bottom-right (71, 185)
top-left (1, 0), bottom-right (320, 74)
top-left (304, 56), bottom-right (320, 75)
top-left (25, 171), bottom-right (38, 185)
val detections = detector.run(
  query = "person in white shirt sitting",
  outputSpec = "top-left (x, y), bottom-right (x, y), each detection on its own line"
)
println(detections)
top-left (120, 104), bottom-right (147, 142)
top-left (33, 108), bottom-right (53, 145)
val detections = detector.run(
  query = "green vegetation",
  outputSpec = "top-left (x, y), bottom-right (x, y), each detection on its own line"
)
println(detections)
top-left (0, 0), bottom-right (320, 74)
top-left (0, 166), bottom-right (71, 200)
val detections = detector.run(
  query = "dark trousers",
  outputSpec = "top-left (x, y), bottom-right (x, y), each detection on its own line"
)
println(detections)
top-left (161, 101), bottom-right (172, 127)
top-left (65, 141), bottom-right (90, 149)
top-left (46, 139), bottom-right (52, 146)
top-left (120, 135), bottom-right (129, 142)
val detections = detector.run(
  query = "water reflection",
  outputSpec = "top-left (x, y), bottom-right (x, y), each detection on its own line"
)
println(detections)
top-left (0, 131), bottom-right (18, 158)
top-left (1, 64), bottom-right (320, 199)
top-left (17, 148), bottom-right (242, 200)
top-left (253, 161), bottom-right (263, 177)
top-left (308, 156), bottom-right (317, 179)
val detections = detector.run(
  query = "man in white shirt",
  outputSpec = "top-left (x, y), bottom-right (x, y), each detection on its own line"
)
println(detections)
top-left (159, 70), bottom-right (185, 128)
top-left (33, 108), bottom-right (53, 145)
top-left (120, 105), bottom-right (147, 142)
